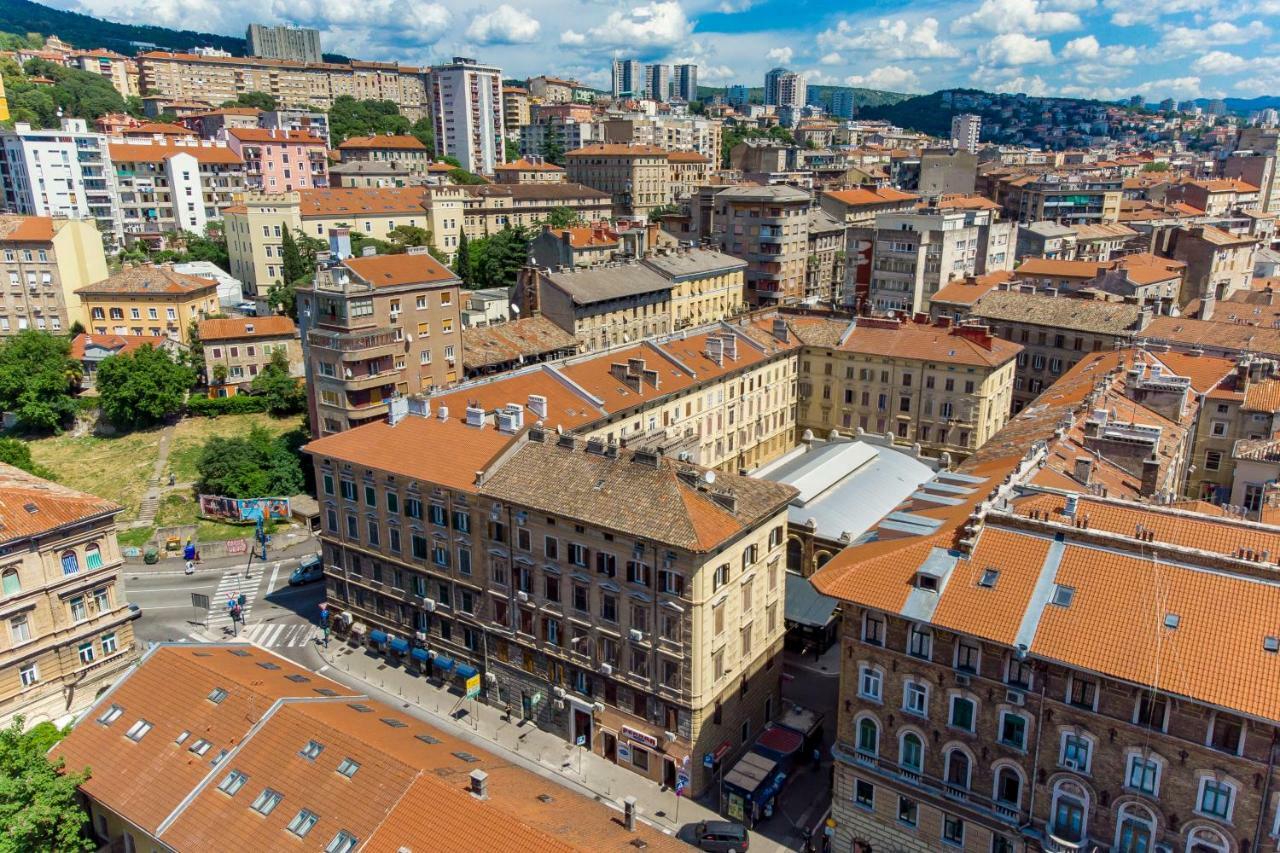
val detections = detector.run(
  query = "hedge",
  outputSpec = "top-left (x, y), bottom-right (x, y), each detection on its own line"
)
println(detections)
top-left (187, 394), bottom-right (270, 417)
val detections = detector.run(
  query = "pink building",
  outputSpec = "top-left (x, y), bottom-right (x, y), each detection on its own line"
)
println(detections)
top-left (223, 127), bottom-right (329, 192)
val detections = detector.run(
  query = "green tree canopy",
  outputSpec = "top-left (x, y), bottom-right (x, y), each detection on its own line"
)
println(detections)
top-left (543, 207), bottom-right (583, 228)
top-left (540, 137), bottom-right (566, 166)
top-left (0, 716), bottom-right (93, 853)
top-left (447, 167), bottom-right (488, 185)
top-left (196, 424), bottom-right (304, 498)
top-left (95, 345), bottom-right (195, 431)
top-left (250, 349), bottom-right (306, 416)
top-left (280, 229), bottom-right (307, 285)
top-left (221, 91), bottom-right (277, 111)
top-left (464, 227), bottom-right (531, 290)
top-left (0, 331), bottom-right (80, 432)
top-left (410, 116), bottom-right (435, 152)
top-left (0, 438), bottom-right (54, 479)
top-left (327, 96), bottom-right (411, 145)
top-left (5, 58), bottom-right (126, 126)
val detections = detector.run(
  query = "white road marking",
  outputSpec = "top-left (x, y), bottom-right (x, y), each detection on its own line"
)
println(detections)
top-left (267, 562), bottom-right (281, 593)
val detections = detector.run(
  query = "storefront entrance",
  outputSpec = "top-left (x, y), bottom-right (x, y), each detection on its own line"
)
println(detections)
top-left (573, 709), bottom-right (592, 750)
top-left (663, 756), bottom-right (677, 788)
top-left (602, 731), bottom-right (617, 763)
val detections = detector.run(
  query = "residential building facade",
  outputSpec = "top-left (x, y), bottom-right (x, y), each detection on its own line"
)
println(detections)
top-left (107, 138), bottom-right (245, 243)
top-left (200, 315), bottom-right (301, 396)
top-left (713, 184), bottom-right (810, 306)
top-left (429, 57), bottom-right (505, 176)
top-left (245, 23), bottom-right (322, 63)
top-left (565, 144), bottom-right (670, 219)
top-left (223, 127), bottom-right (328, 192)
top-left (78, 264), bottom-right (220, 344)
top-left (0, 216), bottom-right (108, 336)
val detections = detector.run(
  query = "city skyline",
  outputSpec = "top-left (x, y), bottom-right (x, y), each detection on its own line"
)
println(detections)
top-left (36, 0), bottom-right (1280, 102)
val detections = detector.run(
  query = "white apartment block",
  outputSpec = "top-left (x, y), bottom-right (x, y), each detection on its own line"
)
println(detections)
top-left (0, 120), bottom-right (122, 246)
top-left (950, 113), bottom-right (982, 154)
top-left (644, 64), bottom-right (672, 102)
top-left (430, 57), bottom-right (505, 176)
top-left (612, 59), bottom-right (642, 98)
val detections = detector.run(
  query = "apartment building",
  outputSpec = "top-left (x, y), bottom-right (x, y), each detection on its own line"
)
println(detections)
top-left (1179, 355), bottom-right (1280, 502)
top-left (763, 67), bottom-right (806, 109)
top-left (67, 50), bottom-right (139, 99)
top-left (1001, 175), bottom-right (1123, 224)
top-left (668, 151), bottom-right (711, 202)
top-left (673, 64), bottom-right (698, 102)
top-left (527, 262), bottom-right (673, 351)
top-left (527, 224), bottom-right (621, 269)
top-left (612, 59), bottom-right (643, 98)
top-left (0, 464), bottom-right (138, 728)
top-left (1158, 225), bottom-right (1257, 308)
top-left (528, 75), bottom-right (576, 104)
top-left (491, 158), bottom-right (566, 185)
top-left (298, 250), bottom-right (463, 436)
top-left (820, 186), bottom-right (920, 227)
top-left (1012, 254), bottom-right (1186, 315)
top-left (79, 263), bottom-right (219, 344)
top-left (460, 183), bottom-right (612, 239)
top-left (259, 109), bottom-right (330, 144)
top-left (200, 315), bottom-right (301, 396)
top-left (807, 209), bottom-right (847, 303)
top-left (429, 57), bottom-right (505, 176)
top-left (602, 116), bottom-right (723, 164)
top-left (642, 247), bottom-right (748, 329)
top-left (245, 23), bottom-right (322, 63)
top-left (223, 127), bottom-right (328, 192)
top-left (968, 290), bottom-right (1147, 411)
top-left (713, 184), bottom-right (810, 306)
top-left (796, 317), bottom-right (1020, 460)
top-left (0, 119), bottom-right (122, 247)
top-left (501, 86), bottom-right (530, 132)
top-left (135, 52), bottom-right (431, 119)
top-left (107, 138), bottom-right (245, 242)
top-left (223, 188), bottom-right (433, 295)
top-left (519, 115), bottom-right (600, 159)
top-left (950, 113), bottom-right (981, 153)
top-left (566, 144), bottom-right (670, 219)
top-left (336, 135), bottom-right (432, 175)
top-left (644, 64), bottom-right (672, 101)
top-left (0, 216), bottom-right (108, 336)
top-left (812, 350), bottom-right (1280, 853)
top-left (1155, 178), bottom-right (1259, 217)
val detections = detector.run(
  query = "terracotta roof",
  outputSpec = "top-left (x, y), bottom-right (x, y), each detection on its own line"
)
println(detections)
top-left (823, 186), bottom-right (919, 206)
top-left (341, 252), bottom-right (458, 288)
top-left (1140, 315), bottom-right (1280, 359)
top-left (1146, 350), bottom-right (1235, 395)
top-left (432, 367), bottom-right (605, 432)
top-left (550, 225), bottom-right (619, 248)
top-left (494, 158), bottom-right (565, 172)
top-left (76, 264), bottom-right (218, 297)
top-left (198, 316), bottom-right (297, 341)
top-left (667, 150), bottom-right (711, 164)
top-left (1014, 258), bottom-right (1102, 280)
top-left (107, 141), bottom-right (242, 165)
top-left (1234, 437), bottom-right (1280, 462)
top-left (1244, 379), bottom-right (1280, 413)
top-left (1193, 178), bottom-right (1259, 193)
top-left (337, 135), bottom-right (428, 151)
top-left (0, 463), bottom-right (121, 544)
top-left (121, 122), bottom-right (196, 137)
top-left (565, 144), bottom-right (668, 157)
top-left (0, 215), bottom-right (55, 242)
top-left (461, 316), bottom-right (579, 370)
top-left (930, 271), bottom-right (1015, 306)
top-left (478, 436), bottom-right (796, 553)
top-left (838, 318), bottom-right (1022, 367)
top-left (1073, 222), bottom-right (1138, 241)
top-left (931, 194), bottom-right (1001, 211)
top-left (70, 333), bottom-right (169, 360)
top-left (296, 187), bottom-right (429, 218)
top-left (226, 127), bottom-right (326, 145)
top-left (970, 291), bottom-right (1142, 335)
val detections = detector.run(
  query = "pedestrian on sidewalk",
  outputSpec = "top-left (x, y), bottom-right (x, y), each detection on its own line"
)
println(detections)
top-left (184, 560), bottom-right (195, 575)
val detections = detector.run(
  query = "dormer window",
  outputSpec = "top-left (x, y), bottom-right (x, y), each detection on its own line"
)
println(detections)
top-left (915, 573), bottom-right (939, 592)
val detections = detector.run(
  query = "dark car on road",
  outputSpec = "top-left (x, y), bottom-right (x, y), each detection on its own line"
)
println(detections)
top-left (289, 556), bottom-right (324, 586)
top-left (677, 821), bottom-right (749, 852)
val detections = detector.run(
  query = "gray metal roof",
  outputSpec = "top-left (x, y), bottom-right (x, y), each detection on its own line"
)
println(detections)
top-left (543, 263), bottom-right (672, 306)
top-left (714, 184), bottom-right (811, 203)
top-left (785, 573), bottom-right (839, 629)
top-left (641, 249), bottom-right (747, 281)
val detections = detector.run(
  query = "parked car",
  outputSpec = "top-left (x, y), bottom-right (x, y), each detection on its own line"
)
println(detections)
top-left (289, 556), bottom-right (324, 585)
top-left (677, 821), bottom-right (749, 852)
top-left (235, 301), bottom-right (258, 316)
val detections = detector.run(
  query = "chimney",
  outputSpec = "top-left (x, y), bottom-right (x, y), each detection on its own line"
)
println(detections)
top-left (1074, 456), bottom-right (1093, 486)
top-left (623, 796), bottom-right (637, 832)
top-left (437, 405), bottom-right (449, 421)
top-left (1139, 455), bottom-right (1161, 497)
top-left (527, 393), bottom-right (548, 419)
top-left (772, 317), bottom-right (789, 343)
top-left (1062, 494), bottom-right (1079, 518)
top-left (469, 769), bottom-right (488, 799)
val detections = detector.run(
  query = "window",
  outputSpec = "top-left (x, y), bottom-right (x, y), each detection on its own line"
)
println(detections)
top-left (85, 543), bottom-right (103, 570)
top-left (854, 779), bottom-right (874, 808)
top-left (70, 596), bottom-right (88, 622)
top-left (1205, 449), bottom-right (1222, 471)
top-left (337, 758), bottom-right (359, 778)
top-left (1208, 712), bottom-right (1244, 755)
top-left (1114, 803), bottom-right (1156, 853)
top-left (189, 738), bottom-right (213, 757)
top-left (856, 717), bottom-right (878, 755)
top-left (995, 766), bottom-right (1022, 807)
top-left (1, 569), bottom-right (18, 597)
top-left (955, 639), bottom-right (980, 672)
top-left (862, 612), bottom-right (884, 646)
top-left (60, 550), bottom-right (80, 575)
top-left (98, 704), bottom-right (123, 725)
top-left (125, 719), bottom-right (153, 742)
top-left (218, 770), bottom-right (248, 795)
top-left (78, 642), bottom-right (95, 664)
top-left (1125, 752), bottom-right (1160, 795)
top-left (94, 587), bottom-right (110, 612)
top-left (1050, 781), bottom-right (1087, 844)
top-left (1134, 692), bottom-right (1168, 731)
top-left (949, 696), bottom-right (975, 732)
top-left (251, 788), bottom-right (284, 816)
top-left (903, 681), bottom-right (928, 717)
top-left (1006, 656), bottom-right (1031, 689)
top-left (10, 614), bottom-right (31, 644)
top-left (942, 815), bottom-right (964, 846)
top-left (898, 796), bottom-right (917, 827)
top-left (899, 732), bottom-right (923, 772)
top-left (944, 748), bottom-right (971, 789)
top-left (908, 625), bottom-right (931, 659)
top-left (544, 536), bottom-right (559, 559)
top-left (19, 663), bottom-right (38, 687)
top-left (999, 712), bottom-right (1028, 750)
top-left (300, 739), bottom-right (324, 760)
top-left (1197, 777), bottom-right (1235, 821)
top-left (859, 665), bottom-right (883, 702)
top-left (1060, 732), bottom-right (1091, 773)
top-left (287, 809), bottom-right (319, 838)
top-left (1067, 675), bottom-right (1097, 710)
top-left (326, 831), bottom-right (358, 853)
top-left (101, 632), bottom-right (118, 655)
top-left (712, 563), bottom-right (730, 591)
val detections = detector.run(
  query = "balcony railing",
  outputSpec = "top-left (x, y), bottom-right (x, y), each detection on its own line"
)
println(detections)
top-left (308, 327), bottom-right (396, 352)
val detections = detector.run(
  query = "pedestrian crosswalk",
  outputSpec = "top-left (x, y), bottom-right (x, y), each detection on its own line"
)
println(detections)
top-left (243, 621), bottom-right (317, 649)
top-left (208, 567), bottom-right (264, 629)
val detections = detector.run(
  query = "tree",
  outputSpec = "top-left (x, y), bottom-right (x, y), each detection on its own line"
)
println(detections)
top-left (327, 96), bottom-right (411, 146)
top-left (196, 425), bottom-right (304, 498)
top-left (0, 716), bottom-right (93, 853)
top-left (410, 116), bottom-right (435, 152)
top-left (222, 91), bottom-right (276, 111)
top-left (648, 204), bottom-right (681, 223)
top-left (544, 207), bottom-right (582, 228)
top-left (0, 331), bottom-right (80, 432)
top-left (540, 137), bottom-right (566, 166)
top-left (1141, 161), bottom-right (1171, 172)
top-left (455, 232), bottom-right (473, 287)
top-left (467, 227), bottom-right (531, 290)
top-left (0, 438), bottom-right (55, 479)
top-left (95, 345), bottom-right (195, 431)
top-left (387, 225), bottom-right (432, 250)
top-left (250, 349), bottom-right (306, 416)
top-left (11, 58), bottom-right (126, 125)
top-left (280, 229), bottom-right (307, 285)
top-left (67, 320), bottom-right (85, 337)
top-left (447, 167), bottom-right (488, 185)
top-left (504, 138), bottom-right (520, 163)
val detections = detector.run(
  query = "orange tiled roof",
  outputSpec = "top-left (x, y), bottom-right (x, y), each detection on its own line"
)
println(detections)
top-left (198, 316), bottom-right (296, 340)
top-left (667, 150), bottom-right (711, 163)
top-left (76, 264), bottom-right (218, 296)
top-left (564, 143), bottom-right (668, 157)
top-left (70, 333), bottom-right (168, 360)
top-left (1014, 258), bottom-right (1102, 279)
top-left (342, 252), bottom-right (458, 288)
top-left (931, 194), bottom-right (1001, 211)
top-left (121, 121), bottom-right (196, 137)
top-left (494, 158), bottom-right (565, 172)
top-left (1244, 378), bottom-right (1280, 413)
top-left (930, 271), bottom-right (1016, 306)
top-left (823, 186), bottom-right (918, 206)
top-left (107, 141), bottom-right (242, 165)
top-left (297, 186), bottom-right (428, 218)
top-left (226, 127), bottom-right (326, 145)
top-left (0, 463), bottom-right (121, 543)
top-left (337, 135), bottom-right (428, 151)
top-left (838, 318), bottom-right (1022, 368)
top-left (0, 215), bottom-right (55, 242)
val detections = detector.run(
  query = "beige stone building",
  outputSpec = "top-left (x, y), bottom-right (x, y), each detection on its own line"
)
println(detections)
top-left (668, 150), bottom-right (711, 203)
top-left (529, 263), bottom-right (674, 352)
top-left (460, 183), bottom-right (612, 239)
top-left (566, 144), bottom-right (670, 219)
top-left (0, 464), bottom-right (139, 728)
top-left (200, 315), bottom-right (302, 396)
top-left (67, 50), bottom-right (139, 99)
top-left (491, 158), bottom-right (566, 185)
top-left (0, 216), bottom-right (108, 336)
top-left (807, 208), bottom-right (847, 303)
top-left (713, 184), bottom-right (810, 306)
top-left (336, 135), bottom-right (433, 175)
top-left (1159, 225), bottom-right (1257, 307)
top-left (502, 86), bottom-right (530, 132)
top-left (298, 250), bottom-right (463, 435)
top-left (107, 138), bottom-right (246, 243)
top-left (797, 317), bottom-right (1021, 459)
top-left (642, 247), bottom-right (748, 329)
top-left (78, 264), bottom-right (219, 344)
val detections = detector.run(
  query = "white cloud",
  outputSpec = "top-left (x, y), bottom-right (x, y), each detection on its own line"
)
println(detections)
top-left (1133, 76), bottom-right (1204, 99)
top-left (560, 30), bottom-right (586, 45)
top-left (1161, 21), bottom-right (1269, 51)
top-left (978, 33), bottom-right (1054, 66)
top-left (819, 52), bottom-right (843, 66)
top-left (1043, 0), bottom-right (1095, 9)
top-left (845, 65), bottom-right (921, 92)
top-left (465, 5), bottom-right (540, 45)
top-left (716, 0), bottom-right (757, 11)
top-left (1191, 51), bottom-right (1253, 75)
top-left (984, 74), bottom-right (1051, 96)
top-left (953, 0), bottom-right (1082, 34)
top-left (1103, 0), bottom-right (1200, 25)
top-left (766, 46), bottom-right (794, 65)
top-left (1060, 35), bottom-right (1099, 59)
top-left (275, 0), bottom-right (453, 44)
top-left (580, 1), bottom-right (692, 50)
top-left (817, 17), bottom-right (958, 59)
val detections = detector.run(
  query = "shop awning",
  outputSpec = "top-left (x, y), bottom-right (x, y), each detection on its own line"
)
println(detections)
top-left (389, 637), bottom-right (409, 653)
top-left (455, 663), bottom-right (478, 680)
top-left (432, 655), bottom-right (455, 670)
top-left (784, 573), bottom-right (839, 629)
top-left (410, 647), bottom-right (430, 663)
top-left (368, 629), bottom-right (388, 644)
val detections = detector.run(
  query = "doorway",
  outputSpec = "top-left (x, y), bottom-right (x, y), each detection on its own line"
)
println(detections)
top-left (521, 691), bottom-right (533, 720)
top-left (663, 757), bottom-right (677, 788)
top-left (602, 731), bottom-right (617, 763)
top-left (573, 709), bottom-right (592, 750)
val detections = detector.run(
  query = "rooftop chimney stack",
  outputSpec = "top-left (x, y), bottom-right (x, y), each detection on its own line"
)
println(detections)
top-left (469, 769), bottom-right (488, 799)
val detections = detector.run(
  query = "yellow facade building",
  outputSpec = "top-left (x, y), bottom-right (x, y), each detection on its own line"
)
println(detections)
top-left (0, 216), bottom-right (109, 336)
top-left (78, 263), bottom-right (219, 344)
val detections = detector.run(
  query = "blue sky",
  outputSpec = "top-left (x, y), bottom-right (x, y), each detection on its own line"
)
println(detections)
top-left (49, 0), bottom-right (1280, 99)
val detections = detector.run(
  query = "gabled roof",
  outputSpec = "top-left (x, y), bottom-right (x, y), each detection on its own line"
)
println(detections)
top-left (295, 187), bottom-right (429, 218)
top-left (0, 215), bottom-right (55, 242)
top-left (198, 316), bottom-right (297, 340)
top-left (226, 127), bottom-right (325, 145)
top-left (107, 141), bottom-right (242, 165)
top-left (823, 186), bottom-right (918, 206)
top-left (76, 264), bottom-right (219, 297)
top-left (494, 158), bottom-right (565, 172)
top-left (341, 252), bottom-right (458, 289)
top-left (0, 463), bottom-right (121, 544)
top-left (461, 316), bottom-right (579, 370)
top-left (70, 333), bottom-right (169, 360)
top-left (969, 291), bottom-right (1142, 335)
top-left (337, 135), bottom-right (428, 151)
top-left (564, 143), bottom-right (668, 157)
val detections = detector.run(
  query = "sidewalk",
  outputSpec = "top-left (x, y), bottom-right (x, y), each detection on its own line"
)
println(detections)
top-left (121, 529), bottom-right (318, 576)
top-left (314, 639), bottom-right (791, 853)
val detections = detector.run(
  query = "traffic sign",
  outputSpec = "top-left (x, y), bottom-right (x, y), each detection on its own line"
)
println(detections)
top-left (465, 674), bottom-right (481, 698)
top-left (575, 734), bottom-right (586, 747)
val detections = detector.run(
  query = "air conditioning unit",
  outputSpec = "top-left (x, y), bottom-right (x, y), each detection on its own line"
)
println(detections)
top-left (415, 631), bottom-right (427, 641)
top-left (629, 629), bottom-right (644, 642)
top-left (423, 598), bottom-right (437, 612)
top-left (517, 590), bottom-right (529, 602)
top-left (515, 510), bottom-right (528, 525)
top-left (1062, 757), bottom-right (1081, 772)
top-left (955, 672), bottom-right (971, 686)
top-left (1005, 689), bottom-right (1025, 706)
top-left (664, 731), bottom-right (677, 742)
top-left (553, 686), bottom-right (566, 699)
top-left (593, 702), bottom-right (605, 713)
top-left (600, 663), bottom-right (613, 675)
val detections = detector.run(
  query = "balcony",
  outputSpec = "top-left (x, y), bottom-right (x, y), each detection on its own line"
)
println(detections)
top-left (342, 362), bottom-right (399, 391)
top-left (308, 327), bottom-right (399, 360)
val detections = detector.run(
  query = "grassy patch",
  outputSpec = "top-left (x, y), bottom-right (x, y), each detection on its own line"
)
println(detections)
top-left (26, 429), bottom-right (164, 519)
top-left (169, 413), bottom-right (301, 484)
top-left (197, 519), bottom-right (255, 542)
top-left (117, 526), bottom-right (154, 548)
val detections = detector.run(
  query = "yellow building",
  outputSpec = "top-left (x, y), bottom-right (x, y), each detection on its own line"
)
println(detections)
top-left (77, 263), bottom-right (219, 344)
top-left (0, 464), bottom-right (139, 728)
top-left (0, 74), bottom-right (8, 122)
top-left (0, 216), bottom-right (109, 336)
top-left (642, 247), bottom-right (748, 329)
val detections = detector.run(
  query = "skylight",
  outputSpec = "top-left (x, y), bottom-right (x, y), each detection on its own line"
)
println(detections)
top-left (300, 740), bottom-right (324, 760)
top-left (1050, 584), bottom-right (1075, 608)
top-left (1163, 613), bottom-right (1180, 629)
top-left (125, 719), bottom-right (153, 742)
top-left (207, 687), bottom-right (228, 704)
top-left (978, 568), bottom-right (1000, 588)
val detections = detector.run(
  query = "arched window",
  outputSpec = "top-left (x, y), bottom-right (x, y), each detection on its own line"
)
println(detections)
top-left (944, 747), bottom-right (971, 789)
top-left (815, 551), bottom-right (832, 569)
top-left (1, 569), bottom-right (19, 597)
top-left (60, 550), bottom-right (80, 576)
top-left (899, 731), bottom-right (923, 772)
top-left (84, 543), bottom-right (103, 571)
top-left (994, 765), bottom-right (1023, 808)
top-left (1186, 826), bottom-right (1230, 853)
top-left (856, 716), bottom-right (879, 756)
top-left (1050, 780), bottom-right (1089, 845)
top-left (786, 538), bottom-right (803, 573)
top-left (1115, 803), bottom-right (1157, 853)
